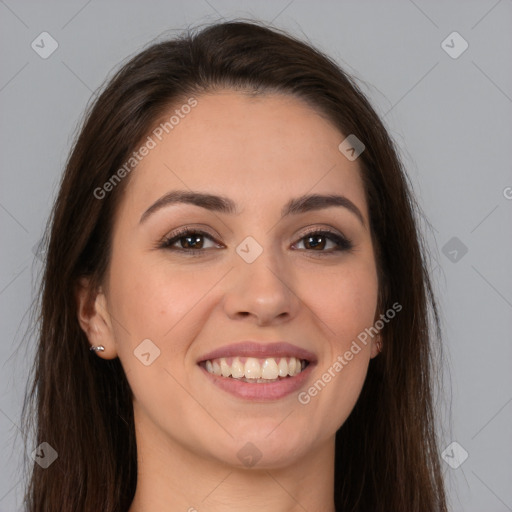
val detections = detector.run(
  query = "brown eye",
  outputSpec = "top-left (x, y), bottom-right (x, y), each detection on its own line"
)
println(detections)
top-left (293, 230), bottom-right (353, 252)
top-left (176, 233), bottom-right (204, 250)
top-left (303, 234), bottom-right (329, 251)
top-left (160, 229), bottom-right (221, 253)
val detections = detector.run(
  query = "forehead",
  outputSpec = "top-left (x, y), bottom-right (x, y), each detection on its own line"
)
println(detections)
top-left (120, 90), bottom-right (368, 219)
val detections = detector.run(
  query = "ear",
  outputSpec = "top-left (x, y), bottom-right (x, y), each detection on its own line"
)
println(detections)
top-left (75, 277), bottom-right (118, 359)
top-left (370, 334), bottom-right (382, 359)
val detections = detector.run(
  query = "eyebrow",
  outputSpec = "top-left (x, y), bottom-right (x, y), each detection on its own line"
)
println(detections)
top-left (139, 190), bottom-right (365, 227)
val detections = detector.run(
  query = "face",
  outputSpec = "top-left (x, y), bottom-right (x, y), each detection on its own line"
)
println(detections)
top-left (79, 90), bottom-right (380, 470)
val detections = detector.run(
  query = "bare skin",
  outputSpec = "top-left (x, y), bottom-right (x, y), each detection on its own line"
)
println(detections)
top-left (76, 90), bottom-right (381, 512)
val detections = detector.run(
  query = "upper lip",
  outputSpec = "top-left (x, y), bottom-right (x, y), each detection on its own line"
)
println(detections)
top-left (197, 341), bottom-right (317, 363)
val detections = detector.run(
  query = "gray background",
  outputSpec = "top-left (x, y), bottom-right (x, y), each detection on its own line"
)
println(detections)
top-left (1, 1), bottom-right (511, 510)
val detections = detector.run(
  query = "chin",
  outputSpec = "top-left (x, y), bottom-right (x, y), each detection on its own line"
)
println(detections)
top-left (211, 423), bottom-right (314, 470)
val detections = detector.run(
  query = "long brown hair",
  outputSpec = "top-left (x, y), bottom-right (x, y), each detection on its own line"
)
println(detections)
top-left (21, 20), bottom-right (448, 511)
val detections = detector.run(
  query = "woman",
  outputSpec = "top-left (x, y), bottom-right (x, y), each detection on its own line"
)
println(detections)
top-left (21, 20), bottom-right (448, 511)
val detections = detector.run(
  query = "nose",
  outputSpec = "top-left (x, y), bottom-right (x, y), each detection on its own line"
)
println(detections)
top-left (222, 247), bottom-right (301, 326)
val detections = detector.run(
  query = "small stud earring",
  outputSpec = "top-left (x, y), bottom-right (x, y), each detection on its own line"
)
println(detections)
top-left (89, 345), bottom-right (105, 352)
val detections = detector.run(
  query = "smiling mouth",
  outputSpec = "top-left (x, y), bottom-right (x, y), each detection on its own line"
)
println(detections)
top-left (199, 356), bottom-right (310, 383)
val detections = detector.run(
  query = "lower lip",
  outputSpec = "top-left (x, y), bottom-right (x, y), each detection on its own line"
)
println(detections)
top-left (198, 363), bottom-right (315, 401)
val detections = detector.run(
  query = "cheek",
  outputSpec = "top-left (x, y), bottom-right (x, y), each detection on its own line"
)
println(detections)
top-left (296, 257), bottom-right (378, 431)
top-left (108, 247), bottom-right (204, 338)
top-left (106, 252), bottom-right (204, 409)
top-left (311, 259), bottom-right (379, 349)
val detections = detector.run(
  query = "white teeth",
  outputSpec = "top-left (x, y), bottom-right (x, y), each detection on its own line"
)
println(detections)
top-left (278, 358), bottom-right (288, 377)
top-left (231, 357), bottom-right (244, 378)
top-left (204, 356), bottom-right (306, 380)
top-left (212, 360), bottom-right (221, 376)
top-left (244, 357), bottom-right (261, 379)
top-left (220, 358), bottom-right (231, 377)
top-left (261, 358), bottom-right (279, 379)
top-left (288, 357), bottom-right (297, 376)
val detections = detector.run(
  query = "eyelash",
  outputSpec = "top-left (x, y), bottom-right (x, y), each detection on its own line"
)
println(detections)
top-left (158, 227), bottom-right (353, 256)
